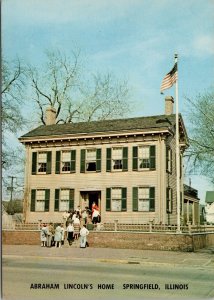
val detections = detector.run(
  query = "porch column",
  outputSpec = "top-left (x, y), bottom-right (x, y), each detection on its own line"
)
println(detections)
top-left (192, 202), bottom-right (195, 225)
top-left (187, 200), bottom-right (189, 223)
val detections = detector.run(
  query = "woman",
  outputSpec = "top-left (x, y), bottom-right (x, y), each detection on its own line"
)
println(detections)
top-left (73, 216), bottom-right (80, 240)
top-left (67, 222), bottom-right (74, 246)
top-left (40, 223), bottom-right (48, 247)
top-left (54, 224), bottom-right (63, 248)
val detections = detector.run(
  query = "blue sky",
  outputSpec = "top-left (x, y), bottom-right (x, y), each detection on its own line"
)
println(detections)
top-left (2, 0), bottom-right (214, 201)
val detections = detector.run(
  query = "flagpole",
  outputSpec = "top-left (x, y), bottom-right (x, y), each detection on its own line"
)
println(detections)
top-left (175, 53), bottom-right (181, 233)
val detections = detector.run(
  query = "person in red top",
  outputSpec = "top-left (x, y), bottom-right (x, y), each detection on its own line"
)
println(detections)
top-left (92, 202), bottom-right (99, 212)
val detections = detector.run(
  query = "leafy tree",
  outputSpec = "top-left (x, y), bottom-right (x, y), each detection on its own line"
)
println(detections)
top-left (28, 50), bottom-right (130, 124)
top-left (185, 88), bottom-right (214, 184)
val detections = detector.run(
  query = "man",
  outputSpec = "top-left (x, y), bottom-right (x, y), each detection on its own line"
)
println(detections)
top-left (80, 225), bottom-right (89, 248)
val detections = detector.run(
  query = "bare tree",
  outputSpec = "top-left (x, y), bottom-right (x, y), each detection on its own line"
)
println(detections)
top-left (28, 50), bottom-right (130, 124)
top-left (1, 58), bottom-right (26, 168)
top-left (185, 88), bottom-right (214, 184)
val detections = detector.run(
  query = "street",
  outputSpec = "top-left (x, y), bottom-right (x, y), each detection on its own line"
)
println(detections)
top-left (2, 256), bottom-right (214, 300)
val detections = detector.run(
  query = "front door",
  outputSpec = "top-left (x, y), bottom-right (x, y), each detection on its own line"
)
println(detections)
top-left (88, 191), bottom-right (100, 211)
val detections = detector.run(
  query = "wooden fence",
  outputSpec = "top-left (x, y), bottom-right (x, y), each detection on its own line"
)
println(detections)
top-left (10, 222), bottom-right (214, 234)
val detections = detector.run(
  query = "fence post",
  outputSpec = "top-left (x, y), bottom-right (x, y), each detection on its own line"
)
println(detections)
top-left (38, 220), bottom-right (42, 230)
top-left (114, 220), bottom-right (118, 231)
top-left (149, 221), bottom-right (153, 233)
top-left (187, 222), bottom-right (192, 234)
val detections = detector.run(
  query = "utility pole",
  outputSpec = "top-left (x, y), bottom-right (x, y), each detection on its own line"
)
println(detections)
top-left (8, 176), bottom-right (16, 202)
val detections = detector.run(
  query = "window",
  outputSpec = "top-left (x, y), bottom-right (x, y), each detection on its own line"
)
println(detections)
top-left (133, 187), bottom-right (155, 212)
top-left (138, 187), bottom-right (150, 211)
top-left (86, 149), bottom-right (97, 171)
top-left (36, 190), bottom-right (45, 211)
top-left (138, 147), bottom-right (150, 169)
top-left (166, 146), bottom-right (172, 173)
top-left (106, 147), bottom-right (128, 172)
top-left (60, 189), bottom-right (70, 211)
top-left (62, 151), bottom-right (71, 172)
top-left (30, 189), bottom-right (50, 212)
top-left (132, 146), bottom-right (156, 171)
top-left (166, 187), bottom-right (173, 213)
top-left (55, 150), bottom-right (76, 174)
top-left (32, 152), bottom-right (52, 175)
top-left (80, 149), bottom-right (101, 173)
top-left (112, 148), bottom-right (123, 170)
top-left (106, 187), bottom-right (127, 211)
top-left (54, 189), bottom-right (74, 212)
top-left (112, 188), bottom-right (122, 211)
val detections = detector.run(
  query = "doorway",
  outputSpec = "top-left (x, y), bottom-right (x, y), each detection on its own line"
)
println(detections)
top-left (88, 191), bottom-right (100, 211)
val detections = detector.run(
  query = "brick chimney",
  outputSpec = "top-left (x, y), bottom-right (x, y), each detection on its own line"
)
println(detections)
top-left (165, 96), bottom-right (174, 115)
top-left (46, 107), bottom-right (56, 125)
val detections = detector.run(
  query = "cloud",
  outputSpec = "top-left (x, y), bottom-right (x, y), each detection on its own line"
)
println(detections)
top-left (193, 35), bottom-right (214, 56)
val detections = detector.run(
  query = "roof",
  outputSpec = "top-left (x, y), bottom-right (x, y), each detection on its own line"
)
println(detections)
top-left (20, 114), bottom-right (177, 140)
top-left (184, 184), bottom-right (199, 200)
top-left (205, 191), bottom-right (214, 203)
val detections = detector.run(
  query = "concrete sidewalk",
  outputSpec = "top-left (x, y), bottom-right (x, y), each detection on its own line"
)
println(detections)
top-left (2, 244), bottom-right (214, 269)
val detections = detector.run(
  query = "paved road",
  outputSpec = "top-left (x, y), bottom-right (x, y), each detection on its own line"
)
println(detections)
top-left (2, 250), bottom-right (214, 300)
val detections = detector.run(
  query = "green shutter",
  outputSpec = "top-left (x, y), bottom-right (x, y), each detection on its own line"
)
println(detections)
top-left (96, 149), bottom-right (101, 172)
top-left (121, 188), bottom-right (127, 211)
top-left (149, 187), bottom-right (155, 211)
top-left (133, 146), bottom-right (138, 171)
top-left (46, 152), bottom-right (52, 174)
top-left (106, 148), bottom-right (112, 172)
top-left (31, 189), bottom-right (36, 211)
top-left (166, 146), bottom-right (169, 172)
top-left (55, 189), bottom-right (60, 211)
top-left (106, 188), bottom-right (111, 211)
top-left (70, 150), bottom-right (76, 173)
top-left (166, 188), bottom-right (169, 212)
top-left (150, 146), bottom-right (156, 170)
top-left (45, 189), bottom-right (50, 211)
top-left (122, 147), bottom-right (128, 171)
top-left (32, 152), bottom-right (37, 175)
top-left (55, 151), bottom-right (61, 174)
top-left (132, 187), bottom-right (138, 211)
top-left (80, 149), bottom-right (86, 173)
top-left (69, 189), bottom-right (74, 210)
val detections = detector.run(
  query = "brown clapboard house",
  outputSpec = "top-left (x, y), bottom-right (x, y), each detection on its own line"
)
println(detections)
top-left (19, 96), bottom-right (190, 225)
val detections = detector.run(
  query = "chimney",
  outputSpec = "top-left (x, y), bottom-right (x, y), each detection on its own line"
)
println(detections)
top-left (46, 107), bottom-right (56, 125)
top-left (165, 96), bottom-right (174, 115)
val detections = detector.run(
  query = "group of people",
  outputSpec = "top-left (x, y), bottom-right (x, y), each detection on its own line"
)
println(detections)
top-left (62, 202), bottom-right (101, 226)
top-left (40, 222), bottom-right (89, 248)
top-left (40, 203), bottom-right (100, 249)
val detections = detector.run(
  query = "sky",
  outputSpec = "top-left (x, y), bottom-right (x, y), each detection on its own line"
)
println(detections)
top-left (2, 0), bottom-right (214, 201)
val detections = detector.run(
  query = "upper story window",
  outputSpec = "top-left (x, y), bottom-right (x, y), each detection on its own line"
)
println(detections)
top-left (132, 186), bottom-right (155, 212)
top-left (30, 189), bottom-right (50, 212)
top-left (80, 149), bottom-right (101, 173)
top-left (38, 152), bottom-right (47, 173)
top-left (86, 149), bottom-right (97, 171)
top-left (112, 148), bottom-right (123, 170)
top-left (55, 150), bottom-right (76, 174)
top-left (132, 145), bottom-right (156, 171)
top-left (32, 152), bottom-right (52, 175)
top-left (106, 147), bottom-right (128, 172)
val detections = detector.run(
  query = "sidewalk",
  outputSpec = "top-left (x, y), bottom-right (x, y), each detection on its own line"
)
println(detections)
top-left (2, 244), bottom-right (214, 269)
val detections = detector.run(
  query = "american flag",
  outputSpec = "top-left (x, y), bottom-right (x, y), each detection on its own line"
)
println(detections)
top-left (160, 63), bottom-right (178, 93)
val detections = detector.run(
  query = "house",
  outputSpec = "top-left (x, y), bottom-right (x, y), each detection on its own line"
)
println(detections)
top-left (204, 191), bottom-right (214, 224)
top-left (183, 184), bottom-right (200, 225)
top-left (19, 96), bottom-right (190, 225)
